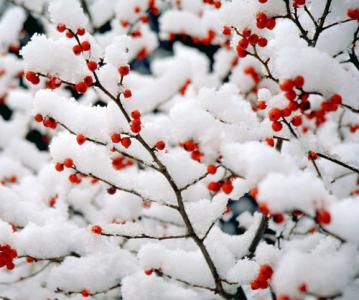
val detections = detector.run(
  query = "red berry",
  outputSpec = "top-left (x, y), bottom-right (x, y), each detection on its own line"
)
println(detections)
top-left (34, 113), bottom-right (43, 122)
top-left (144, 268), bottom-right (153, 276)
top-left (83, 76), bottom-right (93, 86)
top-left (183, 140), bottom-right (196, 152)
top-left (25, 71), bottom-right (40, 85)
top-left (294, 75), bottom-right (305, 88)
top-left (258, 37), bottom-right (267, 47)
top-left (77, 28), bottom-right (86, 35)
top-left (72, 44), bottom-right (82, 55)
top-left (285, 90), bottom-right (297, 101)
top-left (131, 120), bottom-right (141, 133)
top-left (243, 28), bottom-right (251, 38)
top-left (330, 94), bottom-right (342, 105)
top-left (259, 0), bottom-right (267, 3)
top-left (316, 210), bottom-right (331, 225)
top-left (308, 150), bottom-right (317, 160)
top-left (111, 133), bottom-right (121, 143)
top-left (131, 110), bottom-right (141, 119)
top-left (121, 137), bottom-right (131, 148)
top-left (81, 289), bottom-right (90, 297)
top-left (69, 174), bottom-right (80, 184)
top-left (76, 134), bottom-right (87, 145)
top-left (87, 61), bottom-right (98, 72)
top-left (81, 41), bottom-right (91, 51)
top-left (266, 18), bottom-right (276, 30)
top-left (155, 141), bottom-right (165, 150)
top-left (259, 264), bottom-right (273, 279)
top-left (222, 181), bottom-right (233, 194)
top-left (250, 279), bottom-right (260, 290)
top-left (63, 158), bottom-right (73, 168)
top-left (265, 137), bottom-right (274, 147)
top-left (75, 82), bottom-right (87, 94)
top-left (282, 107), bottom-right (291, 117)
top-left (91, 225), bottom-right (102, 234)
top-left (280, 79), bottom-right (294, 92)
top-left (26, 256), bottom-right (34, 263)
top-left (298, 282), bottom-right (307, 293)
top-left (273, 213), bottom-right (284, 224)
top-left (258, 100), bottom-right (267, 110)
top-left (269, 108), bottom-right (282, 121)
top-left (249, 34), bottom-right (259, 45)
top-left (55, 163), bottom-right (64, 172)
top-left (56, 23), bottom-right (66, 32)
top-left (291, 115), bottom-right (302, 127)
top-left (207, 165), bottom-right (217, 174)
top-left (119, 65), bottom-right (130, 77)
top-left (272, 121), bottom-right (283, 132)
top-left (222, 26), bottom-right (231, 35)
top-left (208, 181), bottom-right (220, 192)
top-left (66, 31), bottom-right (74, 39)
top-left (123, 89), bottom-right (132, 98)
top-left (237, 38), bottom-right (249, 50)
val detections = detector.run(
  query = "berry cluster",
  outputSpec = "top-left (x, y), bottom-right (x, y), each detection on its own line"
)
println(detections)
top-left (256, 12), bottom-right (276, 30)
top-left (0, 244), bottom-right (17, 270)
top-left (181, 140), bottom-right (204, 162)
top-left (34, 113), bottom-right (57, 130)
top-left (130, 110), bottom-right (142, 134)
top-left (236, 27), bottom-right (268, 58)
top-left (111, 132), bottom-right (132, 149)
top-left (202, 0), bottom-right (222, 9)
top-left (0, 175), bottom-right (17, 186)
top-left (250, 264), bottom-right (273, 290)
top-left (112, 155), bottom-right (134, 171)
top-left (208, 178), bottom-right (234, 194)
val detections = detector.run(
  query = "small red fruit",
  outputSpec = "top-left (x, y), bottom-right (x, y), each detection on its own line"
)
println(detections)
top-left (207, 165), bottom-right (217, 174)
top-left (291, 115), bottom-right (302, 127)
top-left (55, 163), bottom-right (64, 172)
top-left (75, 82), bottom-right (87, 94)
top-left (272, 121), bottom-right (283, 132)
top-left (298, 282), bottom-right (307, 293)
top-left (34, 113), bottom-right (43, 122)
top-left (72, 44), bottom-right (82, 55)
top-left (131, 110), bottom-right (141, 119)
top-left (269, 108), bottom-right (282, 121)
top-left (294, 75), bottom-right (305, 88)
top-left (121, 137), bottom-right (131, 148)
top-left (77, 28), bottom-right (86, 35)
top-left (208, 181), bottom-right (220, 192)
top-left (119, 65), bottom-right (130, 77)
top-left (25, 71), bottom-right (40, 85)
top-left (316, 210), bottom-right (331, 225)
top-left (273, 213), bottom-right (284, 224)
top-left (81, 288), bottom-right (90, 297)
top-left (258, 100), bottom-right (267, 110)
top-left (155, 141), bottom-right (165, 150)
top-left (222, 181), bottom-right (233, 194)
top-left (258, 37), bottom-right (267, 47)
top-left (144, 268), bottom-right (153, 276)
top-left (87, 61), bottom-right (98, 72)
top-left (91, 225), bottom-right (102, 234)
top-left (76, 134), bottom-right (87, 145)
top-left (123, 89), bottom-right (132, 98)
top-left (111, 133), bottom-right (121, 143)
top-left (63, 158), bottom-right (73, 168)
top-left (56, 24), bottom-right (66, 32)
top-left (81, 41), bottom-right (91, 51)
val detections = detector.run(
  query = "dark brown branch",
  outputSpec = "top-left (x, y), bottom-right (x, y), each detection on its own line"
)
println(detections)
top-left (246, 214), bottom-right (269, 258)
top-left (100, 232), bottom-right (190, 240)
top-left (316, 153), bottom-right (359, 174)
top-left (179, 172), bottom-right (210, 191)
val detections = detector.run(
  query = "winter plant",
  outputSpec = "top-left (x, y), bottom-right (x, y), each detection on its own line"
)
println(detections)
top-left (0, 0), bottom-right (359, 299)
